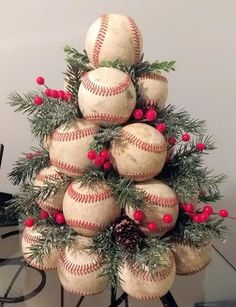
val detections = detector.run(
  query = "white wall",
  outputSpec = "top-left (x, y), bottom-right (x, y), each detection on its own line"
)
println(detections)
top-left (0, 0), bottom-right (236, 261)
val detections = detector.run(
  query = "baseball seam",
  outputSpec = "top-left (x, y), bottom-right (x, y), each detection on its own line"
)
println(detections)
top-left (122, 129), bottom-right (166, 153)
top-left (62, 286), bottom-right (100, 296)
top-left (60, 251), bottom-right (104, 276)
top-left (51, 127), bottom-right (98, 142)
top-left (139, 73), bottom-right (168, 83)
top-left (38, 200), bottom-right (62, 212)
top-left (92, 14), bottom-right (109, 67)
top-left (35, 173), bottom-right (62, 182)
top-left (81, 72), bottom-right (131, 97)
top-left (50, 159), bottom-right (83, 176)
top-left (119, 170), bottom-right (158, 180)
top-left (176, 260), bottom-right (211, 275)
top-left (84, 113), bottom-right (129, 124)
top-left (127, 16), bottom-right (141, 63)
top-left (66, 184), bottom-right (112, 203)
top-left (27, 261), bottom-right (56, 271)
top-left (141, 191), bottom-right (178, 207)
top-left (23, 231), bottom-right (42, 244)
top-left (141, 99), bottom-right (161, 109)
top-left (65, 218), bottom-right (105, 231)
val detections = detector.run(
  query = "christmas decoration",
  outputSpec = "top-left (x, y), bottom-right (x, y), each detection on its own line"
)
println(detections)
top-left (78, 67), bottom-right (136, 126)
top-left (110, 123), bottom-right (167, 181)
top-left (7, 12), bottom-right (231, 303)
top-left (85, 14), bottom-right (143, 67)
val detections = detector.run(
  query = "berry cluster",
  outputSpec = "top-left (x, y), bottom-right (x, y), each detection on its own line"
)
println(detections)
top-left (167, 133), bottom-right (206, 152)
top-left (24, 210), bottom-right (65, 227)
top-left (34, 76), bottom-right (72, 106)
top-left (87, 149), bottom-right (112, 170)
top-left (133, 108), bottom-right (157, 122)
top-left (133, 209), bottom-right (173, 233)
top-left (25, 150), bottom-right (41, 160)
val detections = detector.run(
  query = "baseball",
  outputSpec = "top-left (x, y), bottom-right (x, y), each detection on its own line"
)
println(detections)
top-left (110, 123), bottom-right (167, 181)
top-left (34, 165), bottom-right (68, 213)
top-left (57, 236), bottom-right (108, 295)
top-left (63, 181), bottom-right (121, 237)
top-left (78, 67), bottom-right (136, 127)
top-left (126, 180), bottom-right (179, 235)
top-left (49, 119), bottom-right (99, 177)
top-left (137, 72), bottom-right (168, 110)
top-left (85, 14), bottom-right (143, 67)
top-left (119, 252), bottom-right (176, 300)
top-left (174, 242), bottom-right (212, 275)
top-left (22, 226), bottom-right (58, 270)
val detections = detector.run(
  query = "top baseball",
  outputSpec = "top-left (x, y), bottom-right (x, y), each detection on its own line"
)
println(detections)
top-left (85, 14), bottom-right (143, 67)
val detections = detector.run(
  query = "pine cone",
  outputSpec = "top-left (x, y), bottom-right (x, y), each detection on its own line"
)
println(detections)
top-left (113, 215), bottom-right (142, 252)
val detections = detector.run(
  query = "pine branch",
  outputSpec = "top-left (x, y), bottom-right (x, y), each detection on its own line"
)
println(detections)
top-left (64, 45), bottom-right (90, 66)
top-left (158, 105), bottom-right (206, 137)
top-left (8, 147), bottom-right (49, 185)
top-left (75, 169), bottom-right (106, 187)
top-left (90, 126), bottom-right (122, 152)
top-left (8, 91), bottom-right (38, 115)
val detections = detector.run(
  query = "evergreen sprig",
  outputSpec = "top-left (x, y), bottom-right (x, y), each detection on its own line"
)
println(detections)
top-left (8, 147), bottom-right (49, 185)
top-left (76, 169), bottom-right (106, 187)
top-left (64, 45), bottom-right (90, 66)
top-left (8, 91), bottom-right (38, 114)
top-left (90, 126), bottom-right (122, 152)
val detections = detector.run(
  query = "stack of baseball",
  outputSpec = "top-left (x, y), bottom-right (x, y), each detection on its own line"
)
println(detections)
top-left (21, 14), bottom-right (209, 300)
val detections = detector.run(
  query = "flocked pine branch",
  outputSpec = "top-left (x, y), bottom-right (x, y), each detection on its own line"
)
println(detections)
top-left (8, 147), bottom-right (49, 185)
top-left (90, 126), bottom-right (122, 152)
top-left (64, 45), bottom-right (90, 66)
top-left (8, 91), bottom-right (38, 115)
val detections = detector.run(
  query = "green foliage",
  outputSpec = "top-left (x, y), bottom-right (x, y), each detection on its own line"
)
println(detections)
top-left (89, 126), bottom-right (122, 152)
top-left (8, 91), bottom-right (38, 115)
top-left (8, 147), bottom-right (49, 185)
top-left (64, 45), bottom-right (90, 66)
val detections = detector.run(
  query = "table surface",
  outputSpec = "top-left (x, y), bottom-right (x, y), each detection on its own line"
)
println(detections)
top-left (0, 225), bottom-right (236, 307)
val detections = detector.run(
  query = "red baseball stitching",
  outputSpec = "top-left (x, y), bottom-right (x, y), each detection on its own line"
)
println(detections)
top-left (122, 129), bottom-right (166, 153)
top-left (51, 127), bottom-right (98, 142)
top-left (50, 159), bottom-right (83, 176)
top-left (119, 170), bottom-right (158, 180)
top-left (122, 290), bottom-right (161, 301)
top-left (81, 72), bottom-right (131, 97)
top-left (23, 231), bottom-right (42, 244)
top-left (127, 16), bottom-right (141, 64)
top-left (126, 255), bottom-right (175, 282)
top-left (59, 250), bottom-right (104, 276)
top-left (62, 286), bottom-right (100, 296)
top-left (92, 14), bottom-right (109, 67)
top-left (141, 99), bottom-right (160, 109)
top-left (27, 261), bottom-right (56, 271)
top-left (177, 260), bottom-right (211, 275)
top-left (84, 113), bottom-right (129, 124)
top-left (139, 190), bottom-right (178, 207)
top-left (38, 200), bottom-right (61, 213)
top-left (35, 172), bottom-right (62, 182)
top-left (139, 73), bottom-right (168, 83)
top-left (66, 184), bottom-right (112, 203)
top-left (65, 218), bottom-right (105, 231)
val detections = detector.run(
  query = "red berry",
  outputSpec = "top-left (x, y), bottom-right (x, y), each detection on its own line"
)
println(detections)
top-left (45, 88), bottom-right (51, 97)
top-left (163, 214), bottom-right (173, 224)
top-left (219, 209), bottom-right (229, 218)
top-left (133, 109), bottom-right (144, 120)
top-left (146, 109), bottom-right (157, 121)
top-left (99, 149), bottom-right (109, 161)
top-left (55, 213), bottom-right (65, 224)
top-left (94, 155), bottom-right (104, 167)
top-left (26, 153), bottom-right (33, 160)
top-left (34, 96), bottom-right (43, 106)
top-left (203, 205), bottom-right (213, 215)
top-left (103, 161), bottom-right (112, 170)
top-left (156, 123), bottom-right (166, 134)
top-left (168, 137), bottom-right (177, 145)
top-left (36, 76), bottom-right (45, 85)
top-left (182, 133), bottom-right (190, 142)
top-left (51, 209), bottom-right (60, 218)
top-left (133, 210), bottom-right (145, 222)
top-left (39, 210), bottom-right (49, 219)
top-left (196, 143), bottom-right (206, 151)
top-left (182, 203), bottom-right (195, 213)
top-left (147, 221), bottom-right (158, 232)
top-left (51, 90), bottom-right (59, 98)
top-left (87, 150), bottom-right (97, 160)
top-left (24, 218), bottom-right (35, 227)
top-left (58, 90), bottom-right (65, 99)
top-left (192, 214), bottom-right (201, 223)
top-left (64, 92), bottom-right (72, 101)
top-left (199, 212), bottom-right (209, 222)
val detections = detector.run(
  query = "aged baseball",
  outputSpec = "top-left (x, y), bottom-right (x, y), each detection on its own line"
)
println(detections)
top-left (119, 252), bottom-right (176, 300)
top-left (49, 119), bottom-right (99, 177)
top-left (63, 181), bottom-right (120, 237)
top-left (126, 180), bottom-right (179, 235)
top-left (85, 14), bottom-right (143, 67)
top-left (110, 123), bottom-right (167, 181)
top-left (78, 67), bottom-right (136, 127)
top-left (137, 72), bottom-right (168, 110)
top-left (22, 226), bottom-right (58, 270)
top-left (174, 242), bottom-right (212, 275)
top-left (34, 165), bottom-right (67, 213)
top-left (57, 236), bottom-right (108, 295)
